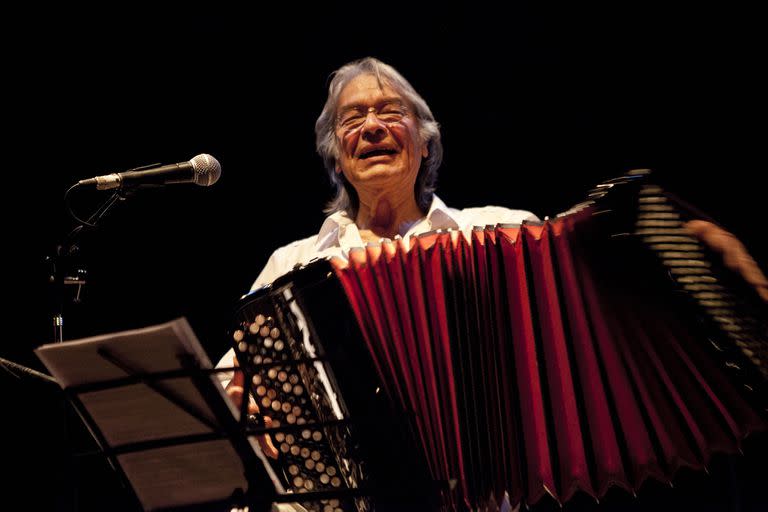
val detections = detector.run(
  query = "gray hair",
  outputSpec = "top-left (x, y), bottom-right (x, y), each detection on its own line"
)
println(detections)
top-left (315, 57), bottom-right (443, 216)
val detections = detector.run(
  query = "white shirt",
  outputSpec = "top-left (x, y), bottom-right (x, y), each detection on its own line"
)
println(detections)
top-left (249, 195), bottom-right (539, 291)
top-left (217, 196), bottom-right (536, 512)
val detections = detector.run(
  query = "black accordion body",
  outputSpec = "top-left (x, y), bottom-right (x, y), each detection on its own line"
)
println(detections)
top-left (230, 170), bottom-right (768, 511)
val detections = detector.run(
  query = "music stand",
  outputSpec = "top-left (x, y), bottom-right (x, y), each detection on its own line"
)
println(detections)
top-left (35, 317), bottom-right (284, 512)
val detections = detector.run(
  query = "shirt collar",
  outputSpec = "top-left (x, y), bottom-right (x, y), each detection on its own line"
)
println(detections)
top-left (424, 194), bottom-right (461, 232)
top-left (314, 194), bottom-right (462, 251)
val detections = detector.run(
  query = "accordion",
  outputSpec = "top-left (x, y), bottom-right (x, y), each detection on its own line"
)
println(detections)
top-left (230, 170), bottom-right (768, 511)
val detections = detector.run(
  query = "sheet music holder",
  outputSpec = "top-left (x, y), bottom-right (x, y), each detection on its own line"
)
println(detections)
top-left (35, 317), bottom-right (285, 512)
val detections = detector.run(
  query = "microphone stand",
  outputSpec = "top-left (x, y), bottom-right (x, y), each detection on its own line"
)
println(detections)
top-left (48, 186), bottom-right (134, 343)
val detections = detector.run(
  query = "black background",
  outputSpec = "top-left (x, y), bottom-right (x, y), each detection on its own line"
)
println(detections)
top-left (3, 3), bottom-right (766, 510)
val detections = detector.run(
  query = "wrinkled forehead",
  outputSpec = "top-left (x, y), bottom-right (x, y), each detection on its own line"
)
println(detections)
top-left (336, 73), bottom-right (406, 111)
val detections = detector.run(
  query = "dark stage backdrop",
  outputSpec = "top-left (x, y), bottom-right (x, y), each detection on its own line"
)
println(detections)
top-left (3, 4), bottom-right (766, 511)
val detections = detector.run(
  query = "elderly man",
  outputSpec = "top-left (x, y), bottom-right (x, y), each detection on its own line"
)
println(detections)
top-left (221, 57), bottom-right (767, 512)
top-left (250, 57), bottom-right (538, 289)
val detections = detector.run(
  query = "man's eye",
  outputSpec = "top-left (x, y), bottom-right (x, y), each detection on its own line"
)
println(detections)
top-left (341, 115), bottom-right (364, 126)
top-left (379, 111), bottom-right (404, 120)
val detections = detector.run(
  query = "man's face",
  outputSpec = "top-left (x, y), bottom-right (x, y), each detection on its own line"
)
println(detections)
top-left (334, 74), bottom-right (428, 196)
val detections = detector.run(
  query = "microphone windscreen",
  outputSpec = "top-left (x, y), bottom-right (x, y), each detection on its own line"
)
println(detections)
top-left (190, 154), bottom-right (222, 186)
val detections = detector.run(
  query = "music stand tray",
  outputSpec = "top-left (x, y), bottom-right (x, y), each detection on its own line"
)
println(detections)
top-left (35, 317), bottom-right (284, 512)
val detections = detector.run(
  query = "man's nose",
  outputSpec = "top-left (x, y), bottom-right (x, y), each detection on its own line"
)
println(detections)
top-left (361, 111), bottom-right (387, 141)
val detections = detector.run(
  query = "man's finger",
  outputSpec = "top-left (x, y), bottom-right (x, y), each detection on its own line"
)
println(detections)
top-left (261, 416), bottom-right (279, 459)
top-left (231, 355), bottom-right (244, 389)
top-left (229, 342), bottom-right (277, 460)
top-left (684, 220), bottom-right (768, 302)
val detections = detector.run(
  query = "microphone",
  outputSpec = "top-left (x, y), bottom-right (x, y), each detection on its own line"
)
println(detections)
top-left (78, 154), bottom-right (221, 190)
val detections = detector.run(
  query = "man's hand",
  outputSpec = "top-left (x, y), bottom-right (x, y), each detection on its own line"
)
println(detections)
top-left (684, 220), bottom-right (768, 302)
top-left (226, 356), bottom-right (279, 459)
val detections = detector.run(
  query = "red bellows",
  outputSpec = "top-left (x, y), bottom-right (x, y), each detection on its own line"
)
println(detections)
top-left (330, 207), bottom-right (767, 511)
